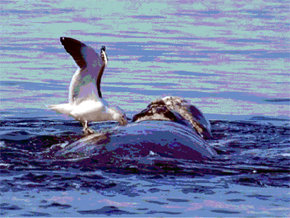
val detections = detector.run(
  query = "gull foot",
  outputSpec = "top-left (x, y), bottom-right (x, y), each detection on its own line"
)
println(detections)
top-left (83, 127), bottom-right (95, 135)
top-left (81, 120), bottom-right (95, 135)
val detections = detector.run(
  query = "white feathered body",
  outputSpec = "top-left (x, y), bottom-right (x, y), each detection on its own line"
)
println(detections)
top-left (49, 100), bottom-right (113, 122)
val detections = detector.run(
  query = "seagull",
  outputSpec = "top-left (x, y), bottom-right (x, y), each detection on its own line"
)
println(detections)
top-left (49, 37), bottom-right (127, 134)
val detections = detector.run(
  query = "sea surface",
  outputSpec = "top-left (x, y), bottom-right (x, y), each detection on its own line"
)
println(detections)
top-left (1, 0), bottom-right (289, 217)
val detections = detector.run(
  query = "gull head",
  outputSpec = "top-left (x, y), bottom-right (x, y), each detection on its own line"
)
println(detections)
top-left (110, 107), bottom-right (128, 126)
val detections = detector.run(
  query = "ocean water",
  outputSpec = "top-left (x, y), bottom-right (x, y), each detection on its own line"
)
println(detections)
top-left (1, 0), bottom-right (289, 217)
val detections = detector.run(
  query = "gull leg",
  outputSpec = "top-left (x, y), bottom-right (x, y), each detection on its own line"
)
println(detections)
top-left (81, 120), bottom-right (94, 135)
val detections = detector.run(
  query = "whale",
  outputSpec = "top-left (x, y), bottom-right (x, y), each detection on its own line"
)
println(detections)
top-left (55, 96), bottom-right (216, 163)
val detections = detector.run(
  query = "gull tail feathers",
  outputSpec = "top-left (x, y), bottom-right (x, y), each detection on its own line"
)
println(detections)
top-left (48, 103), bottom-right (73, 116)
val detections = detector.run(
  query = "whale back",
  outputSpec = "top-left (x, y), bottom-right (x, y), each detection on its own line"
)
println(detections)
top-left (55, 121), bottom-right (216, 163)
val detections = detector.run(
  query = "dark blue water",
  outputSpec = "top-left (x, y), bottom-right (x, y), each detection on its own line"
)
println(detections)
top-left (0, 118), bottom-right (289, 216)
top-left (1, 0), bottom-right (289, 216)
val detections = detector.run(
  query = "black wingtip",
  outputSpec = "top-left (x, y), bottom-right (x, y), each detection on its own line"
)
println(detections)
top-left (59, 37), bottom-right (86, 48)
top-left (60, 37), bottom-right (66, 45)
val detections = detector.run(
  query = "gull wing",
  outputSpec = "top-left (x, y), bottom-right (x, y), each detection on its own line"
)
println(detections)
top-left (60, 37), bottom-right (105, 101)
